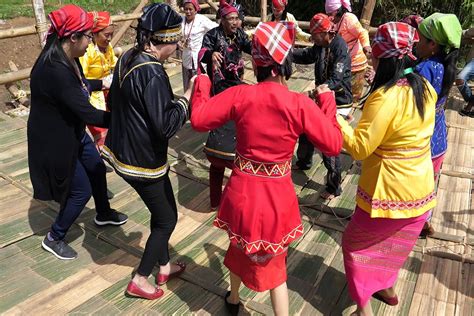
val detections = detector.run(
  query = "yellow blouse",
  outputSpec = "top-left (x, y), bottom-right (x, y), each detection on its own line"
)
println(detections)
top-left (79, 43), bottom-right (117, 111)
top-left (337, 80), bottom-right (438, 219)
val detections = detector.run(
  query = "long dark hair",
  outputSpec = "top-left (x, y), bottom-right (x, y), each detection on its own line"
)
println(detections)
top-left (31, 32), bottom-right (84, 74)
top-left (121, 21), bottom-right (153, 78)
top-left (256, 53), bottom-right (293, 82)
top-left (334, 6), bottom-right (349, 20)
top-left (271, 9), bottom-right (287, 22)
top-left (371, 55), bottom-right (431, 119)
top-left (435, 47), bottom-right (459, 99)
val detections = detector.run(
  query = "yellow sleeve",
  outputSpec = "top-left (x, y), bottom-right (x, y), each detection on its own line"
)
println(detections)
top-left (79, 44), bottom-right (95, 77)
top-left (337, 88), bottom-right (398, 160)
top-left (287, 13), bottom-right (311, 42)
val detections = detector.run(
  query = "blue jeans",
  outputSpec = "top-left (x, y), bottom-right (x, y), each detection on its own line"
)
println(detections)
top-left (457, 59), bottom-right (474, 102)
top-left (50, 133), bottom-right (110, 240)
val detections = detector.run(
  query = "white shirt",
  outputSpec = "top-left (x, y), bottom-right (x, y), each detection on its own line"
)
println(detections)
top-left (181, 14), bottom-right (218, 70)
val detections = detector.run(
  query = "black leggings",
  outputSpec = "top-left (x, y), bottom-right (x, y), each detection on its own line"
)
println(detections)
top-left (127, 175), bottom-right (178, 276)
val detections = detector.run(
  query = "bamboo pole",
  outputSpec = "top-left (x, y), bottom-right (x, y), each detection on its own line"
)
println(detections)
top-left (261, 0), bottom-right (267, 22)
top-left (110, 0), bottom-right (149, 47)
top-left (31, 0), bottom-right (48, 47)
top-left (359, 0), bottom-right (376, 30)
top-left (0, 43), bottom-right (130, 85)
top-left (5, 62), bottom-right (30, 106)
top-left (204, 0), bottom-right (219, 13)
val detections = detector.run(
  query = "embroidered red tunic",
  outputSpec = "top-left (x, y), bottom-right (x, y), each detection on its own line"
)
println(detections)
top-left (191, 75), bottom-right (342, 255)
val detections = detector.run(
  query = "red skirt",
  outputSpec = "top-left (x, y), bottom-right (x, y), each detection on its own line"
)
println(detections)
top-left (214, 166), bottom-right (303, 255)
top-left (224, 243), bottom-right (287, 291)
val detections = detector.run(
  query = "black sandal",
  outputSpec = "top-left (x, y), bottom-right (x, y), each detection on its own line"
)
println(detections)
top-left (224, 291), bottom-right (240, 316)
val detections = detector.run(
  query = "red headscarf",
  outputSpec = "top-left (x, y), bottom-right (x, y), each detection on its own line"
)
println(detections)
top-left (219, 0), bottom-right (238, 18)
top-left (183, 0), bottom-right (201, 12)
top-left (372, 22), bottom-right (419, 60)
top-left (272, 0), bottom-right (287, 11)
top-left (309, 13), bottom-right (333, 34)
top-left (48, 4), bottom-right (93, 38)
top-left (89, 11), bottom-right (112, 33)
top-left (400, 14), bottom-right (424, 29)
top-left (252, 22), bottom-right (295, 67)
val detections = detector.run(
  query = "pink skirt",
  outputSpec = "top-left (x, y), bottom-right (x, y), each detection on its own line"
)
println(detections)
top-left (342, 206), bottom-right (428, 307)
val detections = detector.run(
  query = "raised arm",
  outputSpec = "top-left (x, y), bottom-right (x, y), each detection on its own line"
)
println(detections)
top-left (293, 46), bottom-right (318, 65)
top-left (144, 74), bottom-right (189, 140)
top-left (300, 91), bottom-right (342, 156)
top-left (337, 88), bottom-right (397, 160)
top-left (191, 75), bottom-right (236, 132)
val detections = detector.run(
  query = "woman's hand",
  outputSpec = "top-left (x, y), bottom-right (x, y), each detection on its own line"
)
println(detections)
top-left (315, 84), bottom-right (331, 95)
top-left (363, 46), bottom-right (372, 59)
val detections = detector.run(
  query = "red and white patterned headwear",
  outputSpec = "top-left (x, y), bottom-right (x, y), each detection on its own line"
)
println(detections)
top-left (252, 21), bottom-right (295, 67)
top-left (183, 0), bottom-right (201, 12)
top-left (48, 4), bottom-right (93, 38)
top-left (89, 11), bottom-right (113, 33)
top-left (372, 22), bottom-right (419, 60)
top-left (272, 0), bottom-right (288, 11)
top-left (219, 0), bottom-right (238, 17)
top-left (309, 13), bottom-right (333, 34)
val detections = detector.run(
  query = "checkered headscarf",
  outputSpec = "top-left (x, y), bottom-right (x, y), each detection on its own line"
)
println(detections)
top-left (48, 4), bottom-right (93, 38)
top-left (309, 13), bottom-right (333, 34)
top-left (252, 22), bottom-right (295, 67)
top-left (372, 22), bottom-right (419, 60)
top-left (272, 0), bottom-right (287, 11)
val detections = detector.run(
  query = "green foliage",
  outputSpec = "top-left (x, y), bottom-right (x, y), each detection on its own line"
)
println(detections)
top-left (0, 0), bottom-right (143, 20)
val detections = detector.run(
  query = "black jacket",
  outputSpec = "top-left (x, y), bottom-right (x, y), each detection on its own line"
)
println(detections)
top-left (103, 50), bottom-right (189, 182)
top-left (199, 26), bottom-right (251, 160)
top-left (293, 35), bottom-right (353, 106)
top-left (28, 55), bottom-right (108, 207)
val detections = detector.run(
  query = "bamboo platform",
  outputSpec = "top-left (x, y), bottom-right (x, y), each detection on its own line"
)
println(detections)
top-left (0, 62), bottom-right (472, 315)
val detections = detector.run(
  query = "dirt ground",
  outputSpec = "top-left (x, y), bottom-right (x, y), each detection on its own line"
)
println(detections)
top-left (0, 17), bottom-right (136, 113)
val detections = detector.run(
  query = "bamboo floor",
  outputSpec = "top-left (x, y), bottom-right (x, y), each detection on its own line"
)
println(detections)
top-left (0, 62), bottom-right (472, 315)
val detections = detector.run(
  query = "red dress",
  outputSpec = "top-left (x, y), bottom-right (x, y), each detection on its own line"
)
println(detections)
top-left (191, 76), bottom-right (342, 291)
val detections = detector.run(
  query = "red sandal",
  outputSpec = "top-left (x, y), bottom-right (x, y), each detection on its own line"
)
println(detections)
top-left (126, 281), bottom-right (164, 300)
top-left (156, 261), bottom-right (186, 285)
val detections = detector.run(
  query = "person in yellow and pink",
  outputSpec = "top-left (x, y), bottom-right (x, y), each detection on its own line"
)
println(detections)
top-left (337, 22), bottom-right (437, 316)
top-left (79, 11), bottom-right (117, 150)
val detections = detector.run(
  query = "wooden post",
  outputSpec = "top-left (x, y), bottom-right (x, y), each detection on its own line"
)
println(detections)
top-left (31, 0), bottom-right (48, 47)
top-left (204, 0), bottom-right (219, 13)
top-left (261, 0), bottom-right (267, 22)
top-left (110, 0), bottom-right (148, 47)
top-left (5, 62), bottom-right (30, 107)
top-left (359, 0), bottom-right (376, 30)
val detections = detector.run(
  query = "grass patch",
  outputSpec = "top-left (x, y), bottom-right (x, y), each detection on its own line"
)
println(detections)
top-left (0, 0), bottom-right (163, 20)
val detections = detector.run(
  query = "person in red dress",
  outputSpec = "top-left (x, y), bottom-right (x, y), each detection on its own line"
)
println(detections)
top-left (191, 21), bottom-right (342, 315)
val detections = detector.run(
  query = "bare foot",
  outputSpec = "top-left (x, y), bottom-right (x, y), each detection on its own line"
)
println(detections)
top-left (159, 262), bottom-right (184, 276)
top-left (377, 287), bottom-right (396, 298)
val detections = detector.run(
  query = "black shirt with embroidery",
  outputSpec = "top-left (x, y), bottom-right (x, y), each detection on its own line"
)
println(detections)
top-left (293, 35), bottom-right (353, 106)
top-left (198, 25), bottom-right (251, 160)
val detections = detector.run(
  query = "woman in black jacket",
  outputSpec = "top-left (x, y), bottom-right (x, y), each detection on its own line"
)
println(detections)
top-left (28, 4), bottom-right (128, 261)
top-left (102, 3), bottom-right (194, 299)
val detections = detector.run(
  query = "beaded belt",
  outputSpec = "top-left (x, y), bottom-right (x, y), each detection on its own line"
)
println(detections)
top-left (234, 153), bottom-right (291, 178)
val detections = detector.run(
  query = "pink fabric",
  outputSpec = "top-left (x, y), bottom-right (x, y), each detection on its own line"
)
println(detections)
top-left (325, 0), bottom-right (352, 14)
top-left (431, 153), bottom-right (445, 176)
top-left (342, 206), bottom-right (428, 307)
top-left (183, 0), bottom-right (201, 12)
top-left (219, 0), bottom-right (238, 17)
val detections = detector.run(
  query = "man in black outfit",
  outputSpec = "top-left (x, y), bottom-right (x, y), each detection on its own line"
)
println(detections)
top-left (292, 13), bottom-right (352, 200)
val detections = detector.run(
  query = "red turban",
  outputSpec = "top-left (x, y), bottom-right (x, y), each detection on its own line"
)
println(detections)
top-left (183, 0), bottom-right (201, 12)
top-left (272, 0), bottom-right (287, 11)
top-left (219, 0), bottom-right (238, 18)
top-left (48, 4), bottom-right (93, 38)
top-left (309, 13), bottom-right (333, 34)
top-left (252, 22), bottom-right (295, 67)
top-left (89, 11), bottom-right (112, 33)
top-left (372, 22), bottom-right (419, 60)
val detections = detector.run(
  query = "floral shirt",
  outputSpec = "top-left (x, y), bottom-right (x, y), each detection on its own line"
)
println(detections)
top-left (416, 56), bottom-right (446, 158)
